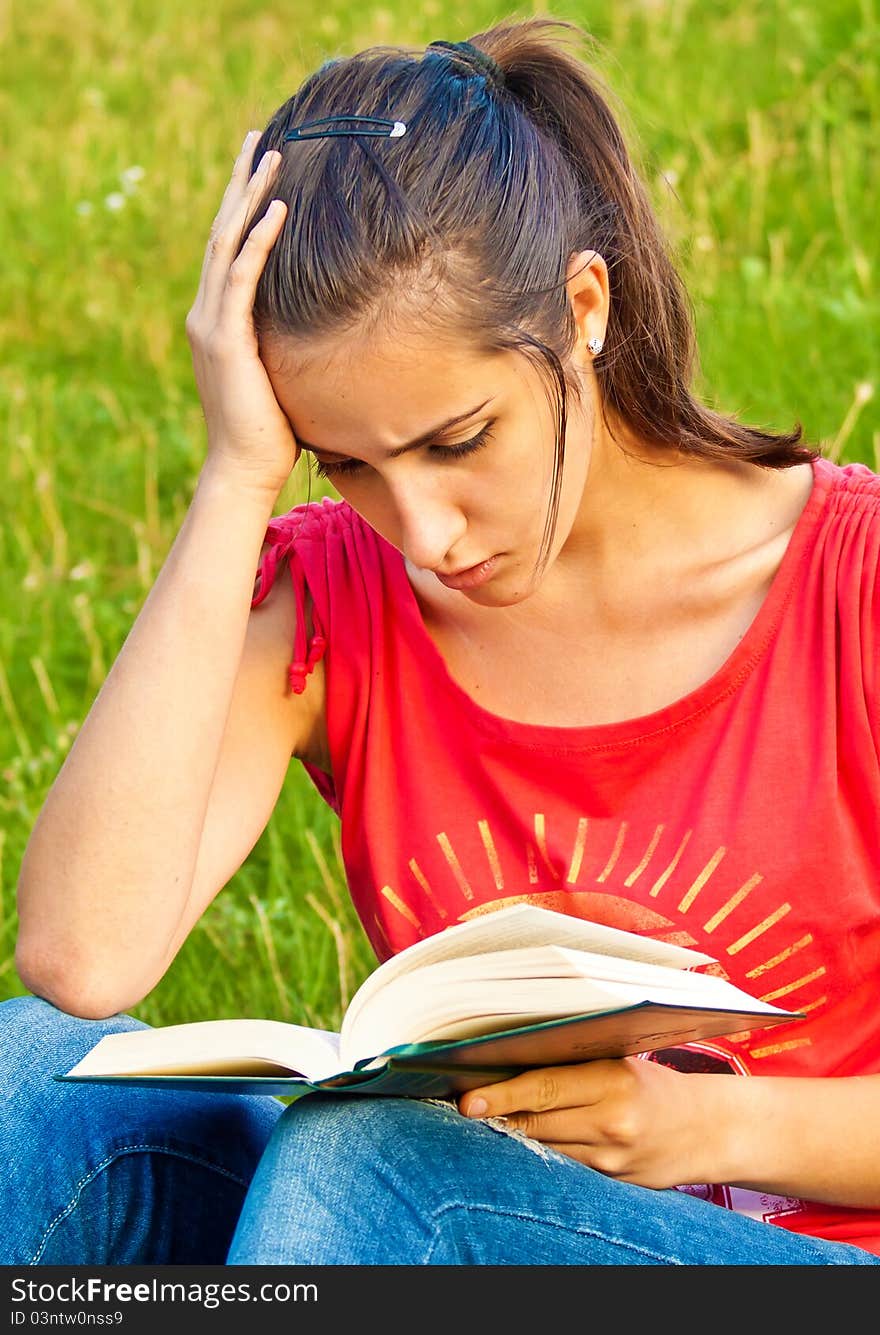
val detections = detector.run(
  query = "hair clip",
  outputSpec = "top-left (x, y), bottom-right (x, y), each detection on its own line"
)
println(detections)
top-left (283, 116), bottom-right (406, 142)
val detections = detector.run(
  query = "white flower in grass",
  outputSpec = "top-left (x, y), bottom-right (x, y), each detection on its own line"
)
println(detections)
top-left (120, 165), bottom-right (145, 193)
top-left (75, 200), bottom-right (94, 217)
top-left (104, 191), bottom-right (126, 212)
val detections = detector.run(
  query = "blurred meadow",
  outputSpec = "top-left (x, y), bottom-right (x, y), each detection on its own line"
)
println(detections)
top-left (0, 0), bottom-right (878, 1030)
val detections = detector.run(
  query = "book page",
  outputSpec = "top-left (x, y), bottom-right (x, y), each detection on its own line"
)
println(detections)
top-left (350, 977), bottom-right (627, 1059)
top-left (342, 904), bottom-right (714, 1046)
top-left (343, 946), bottom-right (797, 1066)
top-left (63, 1019), bottom-right (344, 1082)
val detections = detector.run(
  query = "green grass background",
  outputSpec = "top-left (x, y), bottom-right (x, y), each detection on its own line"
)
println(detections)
top-left (1, 0), bottom-right (878, 1031)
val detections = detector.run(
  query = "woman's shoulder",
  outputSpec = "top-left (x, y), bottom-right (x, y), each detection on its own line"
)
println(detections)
top-left (258, 494), bottom-right (391, 569)
top-left (813, 454), bottom-right (880, 513)
top-left (261, 494), bottom-right (357, 544)
top-left (252, 495), bottom-right (381, 601)
top-left (785, 457), bottom-right (880, 608)
top-left (805, 456), bottom-right (880, 587)
top-left (252, 493), bottom-right (403, 627)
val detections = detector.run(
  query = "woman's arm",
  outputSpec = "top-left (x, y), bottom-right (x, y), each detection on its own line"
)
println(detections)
top-left (702, 1069), bottom-right (880, 1207)
top-left (14, 465), bottom-right (310, 1018)
top-left (15, 136), bottom-right (305, 1019)
top-left (459, 1060), bottom-right (880, 1208)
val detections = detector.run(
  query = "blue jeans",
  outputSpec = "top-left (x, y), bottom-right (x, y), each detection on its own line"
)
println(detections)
top-left (0, 995), bottom-right (286, 1264)
top-left (3, 995), bottom-right (878, 1266)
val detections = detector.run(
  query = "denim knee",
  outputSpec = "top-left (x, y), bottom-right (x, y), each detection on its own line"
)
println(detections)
top-left (228, 1094), bottom-right (880, 1266)
top-left (1, 993), bottom-right (288, 1264)
top-left (228, 1095), bottom-right (519, 1264)
top-left (2, 991), bottom-right (150, 1069)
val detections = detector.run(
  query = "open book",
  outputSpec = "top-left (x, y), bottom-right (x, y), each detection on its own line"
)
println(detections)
top-left (58, 904), bottom-right (802, 1100)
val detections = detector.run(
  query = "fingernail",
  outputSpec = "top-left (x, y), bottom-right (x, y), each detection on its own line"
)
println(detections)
top-left (465, 1097), bottom-right (488, 1118)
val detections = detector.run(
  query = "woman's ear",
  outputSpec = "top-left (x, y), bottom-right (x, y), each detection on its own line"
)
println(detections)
top-left (565, 250), bottom-right (609, 368)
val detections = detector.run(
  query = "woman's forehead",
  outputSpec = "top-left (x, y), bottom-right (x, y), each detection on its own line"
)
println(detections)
top-left (262, 336), bottom-right (533, 455)
top-left (261, 325), bottom-right (496, 380)
top-left (264, 333), bottom-right (518, 413)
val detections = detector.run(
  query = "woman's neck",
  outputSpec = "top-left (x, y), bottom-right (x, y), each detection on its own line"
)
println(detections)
top-left (555, 422), bottom-right (814, 615)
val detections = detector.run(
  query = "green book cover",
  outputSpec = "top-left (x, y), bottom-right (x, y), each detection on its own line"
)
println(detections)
top-left (55, 997), bottom-right (802, 1101)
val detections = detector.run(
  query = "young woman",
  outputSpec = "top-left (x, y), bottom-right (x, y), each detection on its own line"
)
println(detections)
top-left (4, 17), bottom-right (880, 1266)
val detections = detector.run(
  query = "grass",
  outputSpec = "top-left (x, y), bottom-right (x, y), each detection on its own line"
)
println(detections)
top-left (1, 0), bottom-right (877, 1031)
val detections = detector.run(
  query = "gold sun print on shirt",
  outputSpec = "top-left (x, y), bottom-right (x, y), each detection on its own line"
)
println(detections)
top-left (378, 813), bottom-right (828, 1061)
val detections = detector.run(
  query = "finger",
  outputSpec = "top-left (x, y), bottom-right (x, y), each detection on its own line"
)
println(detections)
top-left (226, 143), bottom-right (280, 229)
top-left (220, 130), bottom-right (269, 208)
top-left (201, 131), bottom-right (264, 264)
top-left (198, 155), bottom-right (284, 325)
top-left (542, 1142), bottom-right (609, 1170)
top-left (501, 1107), bottom-right (599, 1144)
top-left (214, 198), bottom-right (288, 336)
top-left (232, 129), bottom-right (261, 180)
top-left (200, 147), bottom-right (280, 279)
top-left (459, 1063), bottom-right (611, 1120)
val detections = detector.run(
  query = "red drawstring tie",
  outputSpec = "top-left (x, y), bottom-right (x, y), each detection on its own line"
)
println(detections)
top-left (251, 525), bottom-right (327, 695)
top-left (286, 544), bottom-right (327, 694)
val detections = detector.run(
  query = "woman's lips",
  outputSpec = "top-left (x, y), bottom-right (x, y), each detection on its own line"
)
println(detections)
top-left (435, 555), bottom-right (499, 590)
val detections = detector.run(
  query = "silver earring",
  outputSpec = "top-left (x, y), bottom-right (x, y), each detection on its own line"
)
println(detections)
top-left (588, 336), bottom-right (604, 355)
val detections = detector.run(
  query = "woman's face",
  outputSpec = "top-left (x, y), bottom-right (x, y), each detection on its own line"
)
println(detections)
top-left (261, 326), bottom-right (597, 609)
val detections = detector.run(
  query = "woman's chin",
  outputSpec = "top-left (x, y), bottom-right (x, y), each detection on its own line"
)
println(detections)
top-left (457, 568), bottom-right (540, 609)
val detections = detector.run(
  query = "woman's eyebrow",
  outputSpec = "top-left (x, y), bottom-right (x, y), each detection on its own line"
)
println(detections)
top-left (296, 398), bottom-right (495, 458)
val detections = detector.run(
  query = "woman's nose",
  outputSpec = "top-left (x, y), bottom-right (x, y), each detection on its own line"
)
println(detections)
top-left (390, 476), bottom-right (465, 572)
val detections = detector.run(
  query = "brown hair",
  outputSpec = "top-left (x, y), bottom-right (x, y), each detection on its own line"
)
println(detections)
top-left (240, 15), bottom-right (818, 577)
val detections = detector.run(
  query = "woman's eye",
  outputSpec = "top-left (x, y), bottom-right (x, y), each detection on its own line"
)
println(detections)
top-left (442, 427), bottom-right (493, 461)
top-left (311, 426), bottom-right (493, 480)
top-left (311, 456), bottom-right (364, 480)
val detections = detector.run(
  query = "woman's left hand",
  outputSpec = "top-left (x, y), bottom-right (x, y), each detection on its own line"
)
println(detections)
top-left (457, 1057), bottom-right (733, 1189)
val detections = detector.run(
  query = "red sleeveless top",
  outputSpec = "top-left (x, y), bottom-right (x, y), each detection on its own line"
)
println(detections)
top-left (251, 454), bottom-right (880, 1255)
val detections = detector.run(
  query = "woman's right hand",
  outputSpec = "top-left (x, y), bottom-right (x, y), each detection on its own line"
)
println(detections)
top-left (185, 130), bottom-right (299, 498)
